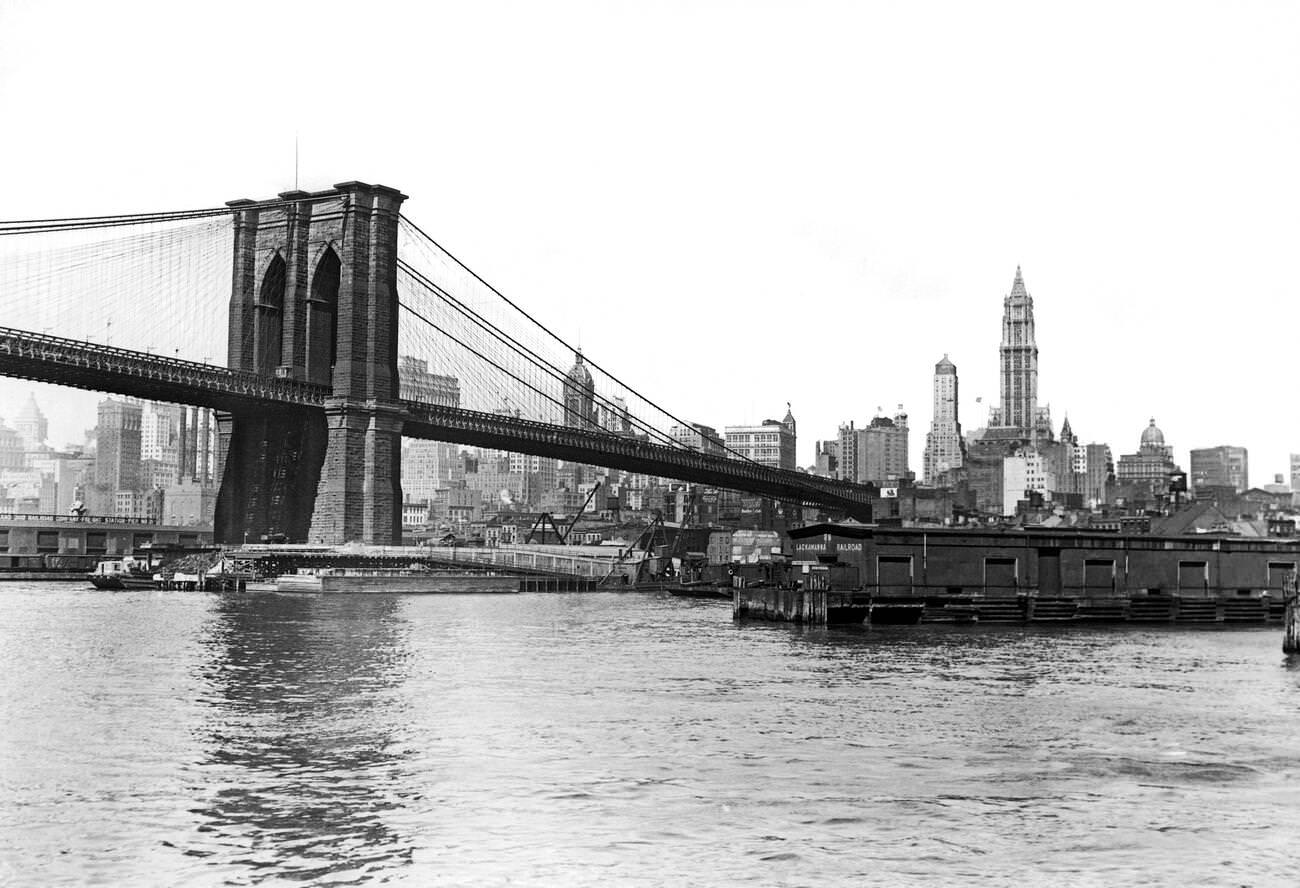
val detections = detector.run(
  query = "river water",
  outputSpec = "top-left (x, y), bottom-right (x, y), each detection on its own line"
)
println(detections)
top-left (1, 583), bottom-right (1298, 886)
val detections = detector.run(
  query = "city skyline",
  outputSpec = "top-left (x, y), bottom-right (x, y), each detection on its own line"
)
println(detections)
top-left (0, 284), bottom-right (1292, 492)
top-left (4, 374), bottom-right (1287, 501)
top-left (0, 2), bottom-right (1297, 485)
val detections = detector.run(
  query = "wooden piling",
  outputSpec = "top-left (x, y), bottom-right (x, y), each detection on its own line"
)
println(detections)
top-left (1284, 571), bottom-right (1299, 654)
top-left (732, 586), bottom-right (828, 625)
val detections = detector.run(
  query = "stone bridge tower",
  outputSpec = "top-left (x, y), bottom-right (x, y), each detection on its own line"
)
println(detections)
top-left (215, 181), bottom-right (407, 545)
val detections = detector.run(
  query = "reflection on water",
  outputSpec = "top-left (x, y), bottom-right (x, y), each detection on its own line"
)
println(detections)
top-left (191, 593), bottom-right (415, 884)
top-left (1, 586), bottom-right (1298, 886)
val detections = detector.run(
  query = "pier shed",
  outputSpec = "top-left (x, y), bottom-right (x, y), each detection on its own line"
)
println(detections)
top-left (758, 524), bottom-right (1300, 625)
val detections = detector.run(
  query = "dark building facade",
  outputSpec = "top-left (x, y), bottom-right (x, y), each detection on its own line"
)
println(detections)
top-left (1190, 445), bottom-right (1249, 494)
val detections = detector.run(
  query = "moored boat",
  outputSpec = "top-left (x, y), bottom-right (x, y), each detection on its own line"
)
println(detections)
top-left (87, 556), bottom-right (160, 590)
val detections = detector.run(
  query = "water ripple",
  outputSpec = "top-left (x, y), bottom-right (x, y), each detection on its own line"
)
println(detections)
top-left (1, 586), bottom-right (1297, 885)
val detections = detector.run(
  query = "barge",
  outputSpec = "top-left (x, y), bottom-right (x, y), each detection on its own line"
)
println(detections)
top-left (275, 567), bottom-right (522, 594)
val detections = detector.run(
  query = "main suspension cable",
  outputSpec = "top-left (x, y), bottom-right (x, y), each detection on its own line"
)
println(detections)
top-left (0, 193), bottom-right (346, 236)
top-left (398, 214), bottom-right (792, 474)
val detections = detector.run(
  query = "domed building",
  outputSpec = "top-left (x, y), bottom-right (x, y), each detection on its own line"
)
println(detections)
top-left (1116, 418), bottom-right (1181, 503)
top-left (1138, 418), bottom-right (1172, 458)
top-left (562, 350), bottom-right (596, 429)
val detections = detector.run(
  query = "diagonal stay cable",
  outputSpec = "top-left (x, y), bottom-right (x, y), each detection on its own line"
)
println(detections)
top-left (397, 298), bottom-right (839, 501)
top-left (398, 215), bottom-right (833, 496)
top-left (398, 215), bottom-right (782, 474)
top-left (398, 299), bottom-right (617, 442)
top-left (398, 259), bottom-right (683, 451)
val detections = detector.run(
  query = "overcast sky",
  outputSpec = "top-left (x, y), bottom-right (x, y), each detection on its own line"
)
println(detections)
top-left (1, 0), bottom-right (1297, 482)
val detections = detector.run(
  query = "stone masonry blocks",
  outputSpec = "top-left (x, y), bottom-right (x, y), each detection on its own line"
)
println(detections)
top-left (218, 181), bottom-right (408, 545)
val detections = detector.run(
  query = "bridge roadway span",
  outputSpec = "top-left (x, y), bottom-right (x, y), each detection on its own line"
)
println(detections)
top-left (0, 327), bottom-right (873, 514)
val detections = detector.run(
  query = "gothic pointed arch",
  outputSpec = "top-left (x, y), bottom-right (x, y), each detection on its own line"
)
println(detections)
top-left (254, 252), bottom-right (286, 376)
top-left (306, 244), bottom-right (341, 386)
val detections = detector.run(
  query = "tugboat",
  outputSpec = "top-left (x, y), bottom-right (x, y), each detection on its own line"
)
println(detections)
top-left (87, 555), bottom-right (159, 590)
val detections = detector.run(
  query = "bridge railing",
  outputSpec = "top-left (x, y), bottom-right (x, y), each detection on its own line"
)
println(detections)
top-left (0, 326), bottom-right (328, 406)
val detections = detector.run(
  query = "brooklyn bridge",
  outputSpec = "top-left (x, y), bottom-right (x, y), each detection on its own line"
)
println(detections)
top-left (0, 181), bottom-right (874, 544)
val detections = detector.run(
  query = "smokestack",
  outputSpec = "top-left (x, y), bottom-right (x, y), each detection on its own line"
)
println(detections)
top-left (176, 407), bottom-right (188, 485)
top-left (188, 406), bottom-right (200, 481)
top-left (198, 409), bottom-right (210, 484)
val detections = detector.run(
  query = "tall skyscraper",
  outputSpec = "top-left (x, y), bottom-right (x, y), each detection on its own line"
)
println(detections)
top-left (836, 421), bottom-right (858, 482)
top-left (993, 267), bottom-right (1038, 436)
top-left (95, 399), bottom-right (142, 491)
top-left (1084, 443), bottom-right (1114, 507)
top-left (860, 409), bottom-right (910, 485)
top-left (90, 398), bottom-right (143, 515)
top-left (140, 402), bottom-right (183, 490)
top-left (922, 355), bottom-right (964, 485)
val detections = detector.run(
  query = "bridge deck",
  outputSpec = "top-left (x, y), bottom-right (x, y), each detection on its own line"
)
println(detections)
top-left (0, 326), bottom-right (874, 513)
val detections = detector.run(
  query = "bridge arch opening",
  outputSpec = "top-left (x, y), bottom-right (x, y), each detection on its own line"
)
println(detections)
top-left (254, 252), bottom-right (285, 376)
top-left (307, 245), bottom-right (340, 386)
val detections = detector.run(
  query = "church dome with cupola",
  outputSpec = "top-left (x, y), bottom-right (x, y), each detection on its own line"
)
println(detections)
top-left (565, 350), bottom-right (594, 392)
top-left (562, 349), bottom-right (595, 428)
top-left (1140, 418), bottom-right (1164, 448)
top-left (1138, 418), bottom-right (1172, 458)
